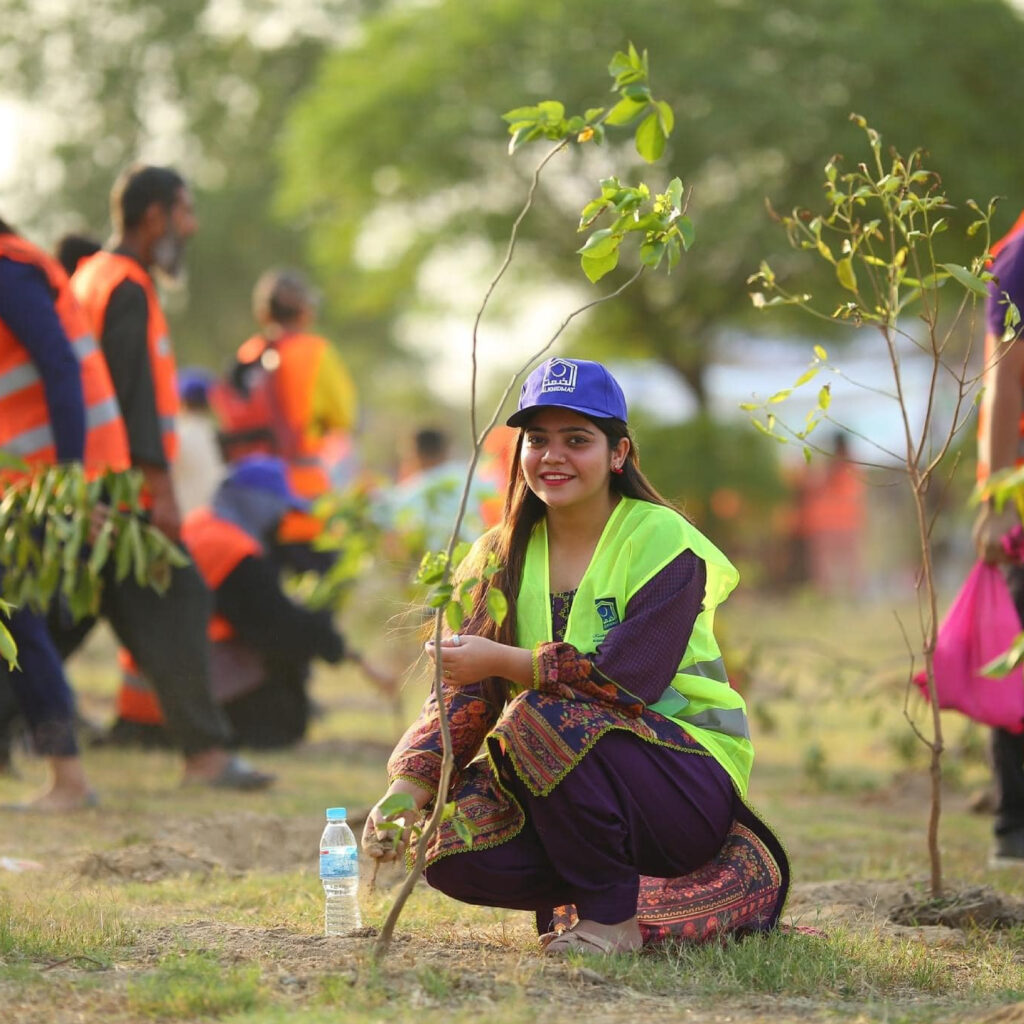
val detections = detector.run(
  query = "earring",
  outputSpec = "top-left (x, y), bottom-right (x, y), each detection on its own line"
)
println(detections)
top-left (611, 463), bottom-right (624, 474)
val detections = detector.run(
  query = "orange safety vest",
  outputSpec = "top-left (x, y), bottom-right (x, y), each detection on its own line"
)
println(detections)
top-left (71, 251), bottom-right (179, 464)
top-left (210, 331), bottom-right (335, 499)
top-left (117, 506), bottom-right (263, 725)
top-left (0, 233), bottom-right (129, 476)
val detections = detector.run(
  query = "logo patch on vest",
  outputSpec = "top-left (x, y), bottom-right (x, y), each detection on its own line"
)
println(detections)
top-left (595, 597), bottom-right (620, 632)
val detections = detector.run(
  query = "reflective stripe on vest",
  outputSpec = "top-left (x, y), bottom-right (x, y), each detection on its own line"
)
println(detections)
top-left (514, 496), bottom-right (754, 796)
top-left (0, 233), bottom-right (130, 474)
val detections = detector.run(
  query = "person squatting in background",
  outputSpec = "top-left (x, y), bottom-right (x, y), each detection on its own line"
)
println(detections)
top-left (0, 216), bottom-right (125, 808)
top-left (63, 163), bottom-right (272, 790)
top-left (112, 455), bottom-right (346, 750)
top-left (363, 357), bottom-right (789, 954)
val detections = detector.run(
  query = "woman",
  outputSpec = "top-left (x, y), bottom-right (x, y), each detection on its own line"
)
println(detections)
top-left (363, 358), bottom-right (789, 954)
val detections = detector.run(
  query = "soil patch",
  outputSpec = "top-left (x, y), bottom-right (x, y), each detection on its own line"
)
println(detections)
top-left (73, 809), bottom-right (370, 882)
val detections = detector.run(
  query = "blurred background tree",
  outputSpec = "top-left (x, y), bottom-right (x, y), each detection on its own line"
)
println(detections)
top-left (278, 0), bottom-right (1024, 410)
top-left (2, 0), bottom-right (1024, 556)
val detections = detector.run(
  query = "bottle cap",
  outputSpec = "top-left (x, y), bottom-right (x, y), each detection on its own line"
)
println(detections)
top-left (325, 807), bottom-right (347, 821)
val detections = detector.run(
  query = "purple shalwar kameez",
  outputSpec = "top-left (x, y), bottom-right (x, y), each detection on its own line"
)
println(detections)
top-left (390, 551), bottom-right (789, 944)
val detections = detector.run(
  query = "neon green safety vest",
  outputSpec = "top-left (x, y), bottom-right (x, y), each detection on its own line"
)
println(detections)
top-left (515, 496), bottom-right (754, 796)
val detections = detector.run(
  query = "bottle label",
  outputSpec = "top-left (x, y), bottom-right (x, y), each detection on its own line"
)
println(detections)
top-left (320, 847), bottom-right (358, 879)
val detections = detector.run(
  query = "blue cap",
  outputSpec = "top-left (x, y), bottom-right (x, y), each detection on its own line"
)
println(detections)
top-left (177, 366), bottom-right (216, 406)
top-left (326, 807), bottom-right (347, 821)
top-left (506, 358), bottom-right (627, 427)
top-left (225, 455), bottom-right (312, 512)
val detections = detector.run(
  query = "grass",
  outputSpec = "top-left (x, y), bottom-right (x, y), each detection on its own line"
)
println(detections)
top-left (1, 594), bottom-right (1023, 1023)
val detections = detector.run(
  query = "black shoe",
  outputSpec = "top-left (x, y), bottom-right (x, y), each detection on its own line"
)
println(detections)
top-left (990, 830), bottom-right (1024, 867)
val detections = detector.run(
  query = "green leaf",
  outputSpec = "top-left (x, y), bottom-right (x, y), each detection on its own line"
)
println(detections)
top-left (981, 631), bottom-right (1024, 677)
top-left (377, 793), bottom-right (417, 818)
top-left (939, 262), bottom-right (990, 297)
top-left (639, 240), bottom-right (665, 267)
top-left (508, 125), bottom-right (541, 155)
top-left (502, 105), bottom-right (540, 123)
top-left (577, 228), bottom-right (619, 259)
top-left (635, 112), bottom-right (666, 163)
top-left (87, 520), bottom-right (114, 577)
top-left (0, 620), bottom-right (18, 670)
top-left (603, 96), bottom-right (647, 126)
top-left (486, 587), bottom-right (508, 628)
top-left (445, 600), bottom-right (464, 633)
top-left (768, 389), bottom-right (792, 404)
top-left (818, 384), bottom-right (832, 410)
top-left (836, 257), bottom-right (858, 293)
top-left (677, 217), bottom-right (695, 251)
top-left (793, 366), bottom-right (820, 388)
top-left (536, 100), bottom-right (565, 122)
top-left (580, 250), bottom-right (619, 284)
top-left (656, 100), bottom-right (674, 136)
top-left (814, 344), bottom-right (828, 361)
top-left (452, 818), bottom-right (474, 849)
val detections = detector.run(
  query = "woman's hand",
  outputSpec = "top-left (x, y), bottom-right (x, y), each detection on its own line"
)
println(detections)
top-left (424, 633), bottom-right (514, 686)
top-left (362, 781), bottom-right (430, 862)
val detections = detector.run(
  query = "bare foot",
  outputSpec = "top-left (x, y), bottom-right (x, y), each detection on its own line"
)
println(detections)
top-left (181, 747), bottom-right (232, 784)
top-left (22, 787), bottom-right (98, 812)
top-left (181, 749), bottom-right (275, 791)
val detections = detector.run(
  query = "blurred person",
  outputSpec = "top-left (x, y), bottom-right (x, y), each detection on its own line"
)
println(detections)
top-left (362, 358), bottom-right (789, 954)
top-left (54, 233), bottom-right (101, 278)
top-left (172, 366), bottom-right (224, 516)
top-left (795, 431), bottom-right (866, 599)
top-left (209, 267), bottom-right (359, 502)
top-left (972, 211), bottom-right (1024, 865)
top-left (0, 216), bottom-right (127, 809)
top-left (383, 426), bottom-right (495, 554)
top-left (112, 456), bottom-right (345, 750)
top-left (67, 164), bottom-right (273, 790)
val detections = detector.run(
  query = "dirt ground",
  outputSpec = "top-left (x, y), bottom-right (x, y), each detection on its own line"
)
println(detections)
top-left (1, 800), bottom-right (1018, 1024)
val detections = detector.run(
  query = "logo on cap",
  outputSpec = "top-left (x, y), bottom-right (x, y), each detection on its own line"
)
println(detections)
top-left (540, 358), bottom-right (578, 395)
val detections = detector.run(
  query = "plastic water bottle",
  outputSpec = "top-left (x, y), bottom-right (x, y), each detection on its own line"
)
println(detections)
top-left (320, 806), bottom-right (361, 935)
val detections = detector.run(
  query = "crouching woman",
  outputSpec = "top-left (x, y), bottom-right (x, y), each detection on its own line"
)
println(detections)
top-left (363, 358), bottom-right (789, 954)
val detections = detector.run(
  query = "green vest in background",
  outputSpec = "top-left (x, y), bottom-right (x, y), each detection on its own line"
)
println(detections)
top-left (516, 496), bottom-right (754, 797)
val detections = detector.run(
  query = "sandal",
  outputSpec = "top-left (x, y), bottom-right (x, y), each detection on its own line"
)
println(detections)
top-left (543, 923), bottom-right (641, 955)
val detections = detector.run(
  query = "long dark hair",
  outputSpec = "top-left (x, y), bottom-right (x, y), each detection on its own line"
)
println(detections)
top-left (461, 414), bottom-right (679, 708)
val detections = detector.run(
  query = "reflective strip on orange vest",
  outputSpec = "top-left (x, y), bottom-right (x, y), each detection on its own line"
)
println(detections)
top-left (0, 233), bottom-right (130, 475)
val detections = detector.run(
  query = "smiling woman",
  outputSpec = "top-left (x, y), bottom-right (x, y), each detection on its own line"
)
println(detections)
top-left (363, 357), bottom-right (790, 956)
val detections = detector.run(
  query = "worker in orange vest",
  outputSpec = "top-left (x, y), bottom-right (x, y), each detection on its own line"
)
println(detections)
top-left (0, 216), bottom-right (129, 808)
top-left (65, 164), bottom-right (272, 790)
top-left (209, 267), bottom-right (359, 503)
top-left (113, 455), bottom-right (346, 749)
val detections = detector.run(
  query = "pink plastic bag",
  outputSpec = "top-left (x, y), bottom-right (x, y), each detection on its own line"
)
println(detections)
top-left (914, 562), bottom-right (1024, 733)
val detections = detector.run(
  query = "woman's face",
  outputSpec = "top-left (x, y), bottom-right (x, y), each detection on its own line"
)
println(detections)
top-left (520, 408), bottom-right (628, 513)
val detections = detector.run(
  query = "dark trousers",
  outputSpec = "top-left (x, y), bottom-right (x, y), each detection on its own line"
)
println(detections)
top-left (0, 606), bottom-right (78, 758)
top-left (995, 564), bottom-right (1024, 837)
top-left (51, 560), bottom-right (233, 757)
top-left (424, 729), bottom-right (737, 929)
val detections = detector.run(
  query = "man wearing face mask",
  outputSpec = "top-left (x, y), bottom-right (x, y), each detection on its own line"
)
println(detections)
top-left (64, 164), bottom-right (274, 790)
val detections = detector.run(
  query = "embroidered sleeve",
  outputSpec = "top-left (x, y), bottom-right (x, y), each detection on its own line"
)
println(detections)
top-left (532, 550), bottom-right (707, 713)
top-left (386, 682), bottom-right (501, 795)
